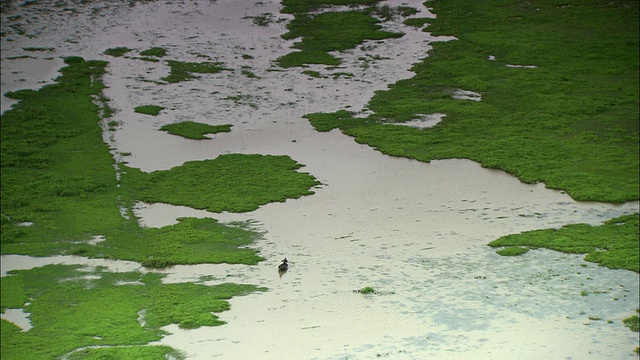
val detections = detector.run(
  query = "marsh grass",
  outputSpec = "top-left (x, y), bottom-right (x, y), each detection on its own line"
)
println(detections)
top-left (0, 56), bottom-right (321, 266)
top-left (122, 154), bottom-right (322, 213)
top-left (280, 0), bottom-right (379, 14)
top-left (159, 121), bottom-right (232, 140)
top-left (306, 0), bottom-right (639, 204)
top-left (103, 47), bottom-right (132, 57)
top-left (1, 265), bottom-right (263, 359)
top-left (488, 214), bottom-right (639, 272)
top-left (276, 9), bottom-right (403, 67)
top-left (624, 311), bottom-right (639, 332)
top-left (358, 286), bottom-right (375, 294)
top-left (134, 104), bottom-right (164, 116)
top-left (495, 247), bottom-right (529, 257)
top-left (139, 46), bottom-right (167, 57)
top-left (66, 346), bottom-right (184, 360)
top-left (162, 60), bottom-right (231, 83)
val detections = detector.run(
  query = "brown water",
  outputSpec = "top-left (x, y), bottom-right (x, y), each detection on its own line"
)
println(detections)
top-left (1, 1), bottom-right (638, 359)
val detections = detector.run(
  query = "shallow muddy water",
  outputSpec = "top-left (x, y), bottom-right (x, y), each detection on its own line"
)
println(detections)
top-left (1, 0), bottom-right (639, 359)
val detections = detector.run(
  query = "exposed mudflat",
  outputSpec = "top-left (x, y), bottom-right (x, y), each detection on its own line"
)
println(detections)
top-left (1, 1), bottom-right (638, 359)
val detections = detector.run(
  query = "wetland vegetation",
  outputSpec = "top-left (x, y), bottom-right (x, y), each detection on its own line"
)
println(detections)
top-left (1, 57), bottom-right (320, 264)
top-left (134, 104), bottom-right (165, 116)
top-left (489, 213), bottom-right (639, 272)
top-left (0, 53), bottom-right (320, 358)
top-left (305, 0), bottom-right (639, 204)
top-left (159, 121), bottom-right (232, 139)
top-left (162, 60), bottom-right (231, 83)
top-left (277, 2), bottom-right (404, 67)
top-left (2, 264), bottom-right (262, 359)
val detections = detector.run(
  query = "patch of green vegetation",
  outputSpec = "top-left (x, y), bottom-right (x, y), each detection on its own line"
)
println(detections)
top-left (403, 17), bottom-right (430, 28)
top-left (162, 60), bottom-right (230, 83)
top-left (281, 0), bottom-right (379, 14)
top-left (136, 56), bottom-right (161, 63)
top-left (241, 68), bottom-right (259, 79)
top-left (276, 9), bottom-right (403, 67)
top-left (244, 13), bottom-right (275, 26)
top-left (1, 56), bottom-right (320, 266)
top-left (396, 6), bottom-right (418, 17)
top-left (139, 46), bottom-right (167, 57)
top-left (488, 214), bottom-right (639, 272)
top-left (22, 46), bottom-right (54, 52)
top-left (495, 246), bottom-right (529, 256)
top-left (332, 72), bottom-right (354, 79)
top-left (103, 47), bottom-right (132, 57)
top-left (122, 154), bottom-right (321, 213)
top-left (83, 217), bottom-right (265, 268)
top-left (302, 70), bottom-right (325, 78)
top-left (159, 121), bottom-right (232, 140)
top-left (306, 0), bottom-right (639, 203)
top-left (66, 346), bottom-right (184, 360)
top-left (242, 53), bottom-right (254, 60)
top-left (3, 89), bottom-right (37, 100)
top-left (1, 265), bottom-right (263, 359)
top-left (134, 104), bottom-right (165, 116)
top-left (1, 57), bottom-right (118, 251)
top-left (624, 311), bottom-right (639, 332)
top-left (5, 55), bottom-right (30, 59)
top-left (359, 286), bottom-right (375, 294)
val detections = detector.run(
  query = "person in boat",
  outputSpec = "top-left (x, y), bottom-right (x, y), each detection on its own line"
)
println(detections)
top-left (278, 258), bottom-right (288, 271)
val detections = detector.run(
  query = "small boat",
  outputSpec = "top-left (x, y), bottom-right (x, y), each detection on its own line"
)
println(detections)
top-left (278, 258), bottom-right (288, 271)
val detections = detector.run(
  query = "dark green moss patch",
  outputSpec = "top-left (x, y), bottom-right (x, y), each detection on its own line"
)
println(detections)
top-left (134, 104), bottom-right (165, 116)
top-left (160, 121), bottom-right (232, 140)
top-left (0, 55), bottom-right (320, 267)
top-left (306, 0), bottom-right (639, 203)
top-left (624, 311), bottom-right (639, 332)
top-left (280, 0), bottom-right (379, 14)
top-left (357, 286), bottom-right (375, 294)
top-left (139, 46), bottom-right (167, 57)
top-left (1, 265), bottom-right (263, 359)
top-left (495, 246), bottom-right (529, 257)
top-left (488, 214), bottom-right (639, 272)
top-left (66, 346), bottom-right (183, 360)
top-left (86, 217), bottom-right (265, 268)
top-left (3, 89), bottom-right (37, 100)
top-left (103, 47), bottom-right (132, 57)
top-left (276, 9), bottom-right (403, 67)
top-left (1, 57), bottom-right (118, 251)
top-left (162, 60), bottom-right (230, 83)
top-left (122, 154), bottom-right (322, 213)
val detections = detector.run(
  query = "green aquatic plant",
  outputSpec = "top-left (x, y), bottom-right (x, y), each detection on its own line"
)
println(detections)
top-left (162, 60), bottom-right (230, 83)
top-left (306, 0), bottom-right (639, 204)
top-left (1, 265), bottom-right (263, 359)
top-left (623, 311), bottom-right (639, 332)
top-left (359, 286), bottom-right (375, 294)
top-left (139, 46), bottom-right (167, 57)
top-left (0, 56), bottom-right (321, 266)
top-left (277, 9), bottom-right (403, 67)
top-left (280, 0), bottom-right (379, 14)
top-left (3, 89), bottom-right (37, 100)
top-left (495, 246), bottom-right (529, 257)
top-left (159, 121), bottom-right (232, 140)
top-left (488, 214), bottom-right (639, 273)
top-left (122, 154), bottom-right (322, 213)
top-left (103, 47), bottom-right (132, 57)
top-left (134, 104), bottom-right (165, 116)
